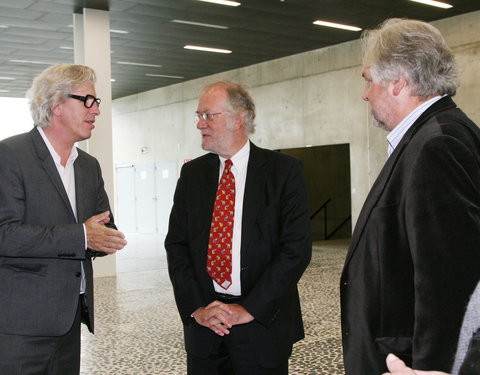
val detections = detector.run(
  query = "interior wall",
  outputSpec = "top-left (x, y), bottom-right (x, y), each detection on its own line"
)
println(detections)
top-left (112, 11), bottom-right (480, 228)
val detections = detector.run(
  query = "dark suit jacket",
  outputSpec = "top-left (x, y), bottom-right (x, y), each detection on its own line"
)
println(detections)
top-left (165, 142), bottom-right (311, 367)
top-left (341, 97), bottom-right (480, 375)
top-left (0, 127), bottom-right (113, 336)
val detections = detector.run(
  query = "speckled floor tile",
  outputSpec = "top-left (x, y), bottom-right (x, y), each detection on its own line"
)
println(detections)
top-left (80, 235), bottom-right (349, 375)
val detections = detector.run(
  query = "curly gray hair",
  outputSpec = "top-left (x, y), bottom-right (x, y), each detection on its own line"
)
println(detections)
top-left (362, 18), bottom-right (458, 98)
top-left (201, 80), bottom-right (256, 134)
top-left (27, 64), bottom-right (97, 127)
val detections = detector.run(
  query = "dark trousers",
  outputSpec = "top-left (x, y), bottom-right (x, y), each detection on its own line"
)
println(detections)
top-left (0, 296), bottom-right (85, 375)
top-left (187, 325), bottom-right (289, 375)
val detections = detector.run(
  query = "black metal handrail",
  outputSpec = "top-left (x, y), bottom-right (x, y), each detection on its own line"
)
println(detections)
top-left (310, 198), bottom-right (331, 240)
top-left (325, 215), bottom-right (351, 240)
top-left (310, 198), bottom-right (331, 220)
top-left (310, 198), bottom-right (351, 240)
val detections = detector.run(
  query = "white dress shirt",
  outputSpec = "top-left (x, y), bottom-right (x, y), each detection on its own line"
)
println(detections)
top-left (37, 127), bottom-right (86, 294)
top-left (213, 140), bottom-right (250, 296)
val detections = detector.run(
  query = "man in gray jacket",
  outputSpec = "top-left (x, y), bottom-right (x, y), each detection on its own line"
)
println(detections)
top-left (0, 64), bottom-right (127, 375)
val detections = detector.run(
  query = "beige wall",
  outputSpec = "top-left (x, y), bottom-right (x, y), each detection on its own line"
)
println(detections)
top-left (112, 11), bottom-right (480, 227)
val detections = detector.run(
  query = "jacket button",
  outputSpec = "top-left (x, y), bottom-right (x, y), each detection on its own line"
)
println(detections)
top-left (75, 272), bottom-right (81, 277)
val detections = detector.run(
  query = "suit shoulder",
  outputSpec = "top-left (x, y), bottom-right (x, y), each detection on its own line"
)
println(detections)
top-left (0, 131), bottom-right (32, 149)
top-left (0, 131), bottom-right (36, 163)
top-left (77, 147), bottom-right (99, 164)
top-left (254, 145), bottom-right (303, 167)
top-left (181, 153), bottom-right (216, 171)
top-left (418, 106), bottom-right (480, 147)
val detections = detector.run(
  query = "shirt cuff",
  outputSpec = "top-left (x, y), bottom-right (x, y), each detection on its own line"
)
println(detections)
top-left (83, 223), bottom-right (87, 250)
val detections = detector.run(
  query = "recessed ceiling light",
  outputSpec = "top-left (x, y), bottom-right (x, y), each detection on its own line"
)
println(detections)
top-left (313, 20), bottom-right (362, 32)
top-left (172, 19), bottom-right (229, 29)
top-left (184, 45), bottom-right (232, 54)
top-left (111, 78), bottom-right (116, 82)
top-left (409, 0), bottom-right (452, 8)
top-left (0, 25), bottom-right (8, 29)
top-left (0, 77), bottom-right (15, 80)
top-left (117, 61), bottom-right (162, 68)
top-left (60, 46), bottom-right (74, 50)
top-left (0, 89), bottom-right (10, 93)
top-left (74, 24), bottom-right (130, 34)
top-left (110, 29), bottom-right (129, 34)
top-left (198, 0), bottom-right (241, 6)
top-left (9, 59), bottom-right (53, 65)
top-left (146, 74), bottom-right (185, 79)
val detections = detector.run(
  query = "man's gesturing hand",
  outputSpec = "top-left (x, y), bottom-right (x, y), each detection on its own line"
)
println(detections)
top-left (85, 211), bottom-right (127, 254)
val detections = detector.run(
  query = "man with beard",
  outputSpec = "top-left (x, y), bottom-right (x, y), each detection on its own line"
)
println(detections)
top-left (340, 18), bottom-right (480, 375)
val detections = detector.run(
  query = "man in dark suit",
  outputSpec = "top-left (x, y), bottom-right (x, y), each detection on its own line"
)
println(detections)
top-left (0, 64), bottom-right (127, 375)
top-left (165, 80), bottom-right (311, 375)
top-left (340, 19), bottom-right (480, 375)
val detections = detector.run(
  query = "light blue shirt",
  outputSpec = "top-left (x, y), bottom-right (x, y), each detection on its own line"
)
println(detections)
top-left (387, 95), bottom-right (444, 156)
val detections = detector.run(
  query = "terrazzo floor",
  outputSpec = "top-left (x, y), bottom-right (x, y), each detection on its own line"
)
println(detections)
top-left (80, 234), bottom-right (349, 375)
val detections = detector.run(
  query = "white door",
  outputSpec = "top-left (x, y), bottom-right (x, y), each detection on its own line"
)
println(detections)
top-left (155, 161), bottom-right (178, 235)
top-left (115, 165), bottom-right (136, 233)
top-left (135, 162), bottom-right (157, 233)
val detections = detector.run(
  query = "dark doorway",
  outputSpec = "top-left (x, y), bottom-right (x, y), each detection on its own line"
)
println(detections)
top-left (278, 144), bottom-right (351, 241)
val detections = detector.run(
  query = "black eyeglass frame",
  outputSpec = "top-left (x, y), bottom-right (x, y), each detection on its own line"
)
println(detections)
top-left (68, 94), bottom-right (101, 108)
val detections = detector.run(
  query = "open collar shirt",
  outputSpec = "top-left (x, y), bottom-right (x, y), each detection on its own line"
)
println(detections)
top-left (387, 95), bottom-right (444, 156)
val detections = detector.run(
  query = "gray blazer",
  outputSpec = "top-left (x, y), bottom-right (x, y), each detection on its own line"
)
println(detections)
top-left (0, 127), bottom-right (113, 336)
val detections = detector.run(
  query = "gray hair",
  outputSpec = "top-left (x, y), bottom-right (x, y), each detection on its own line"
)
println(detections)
top-left (362, 18), bottom-right (458, 98)
top-left (27, 64), bottom-right (97, 128)
top-left (202, 80), bottom-right (256, 134)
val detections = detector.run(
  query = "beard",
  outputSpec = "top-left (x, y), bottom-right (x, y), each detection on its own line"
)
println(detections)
top-left (370, 107), bottom-right (393, 131)
top-left (372, 117), bottom-right (389, 131)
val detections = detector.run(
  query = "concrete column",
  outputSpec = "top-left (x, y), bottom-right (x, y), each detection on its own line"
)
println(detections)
top-left (74, 9), bottom-right (116, 277)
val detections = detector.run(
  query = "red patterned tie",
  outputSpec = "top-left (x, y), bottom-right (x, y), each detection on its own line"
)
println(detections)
top-left (207, 159), bottom-right (235, 290)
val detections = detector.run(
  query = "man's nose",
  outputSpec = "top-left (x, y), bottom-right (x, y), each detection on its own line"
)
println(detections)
top-left (362, 90), bottom-right (369, 102)
top-left (196, 117), bottom-right (207, 129)
top-left (91, 102), bottom-right (100, 115)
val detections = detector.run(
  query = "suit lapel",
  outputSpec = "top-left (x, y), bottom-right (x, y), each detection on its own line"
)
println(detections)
top-left (345, 97), bottom-right (457, 266)
top-left (74, 153), bottom-right (86, 223)
top-left (200, 155), bottom-right (221, 253)
top-left (241, 143), bottom-right (268, 257)
top-left (30, 128), bottom-right (76, 219)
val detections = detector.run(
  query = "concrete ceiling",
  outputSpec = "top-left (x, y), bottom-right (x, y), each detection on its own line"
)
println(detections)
top-left (1, 0), bottom-right (480, 99)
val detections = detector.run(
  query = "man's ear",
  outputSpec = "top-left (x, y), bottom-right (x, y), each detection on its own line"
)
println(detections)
top-left (51, 102), bottom-right (62, 117)
top-left (392, 77), bottom-right (407, 96)
top-left (231, 112), bottom-right (244, 131)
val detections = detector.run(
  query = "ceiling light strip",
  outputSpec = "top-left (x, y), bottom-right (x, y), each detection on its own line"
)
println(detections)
top-left (0, 76), bottom-right (15, 80)
top-left (184, 45), bottom-right (232, 54)
top-left (9, 59), bottom-right (53, 65)
top-left (146, 74), bottom-right (185, 79)
top-left (313, 20), bottom-right (362, 32)
top-left (409, 0), bottom-right (452, 8)
top-left (110, 29), bottom-right (129, 34)
top-left (117, 61), bottom-right (162, 68)
top-left (198, 0), bottom-right (241, 6)
top-left (172, 19), bottom-right (229, 29)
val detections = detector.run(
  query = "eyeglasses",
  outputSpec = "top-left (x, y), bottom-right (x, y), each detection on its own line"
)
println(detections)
top-left (68, 94), bottom-right (101, 108)
top-left (194, 112), bottom-right (229, 122)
